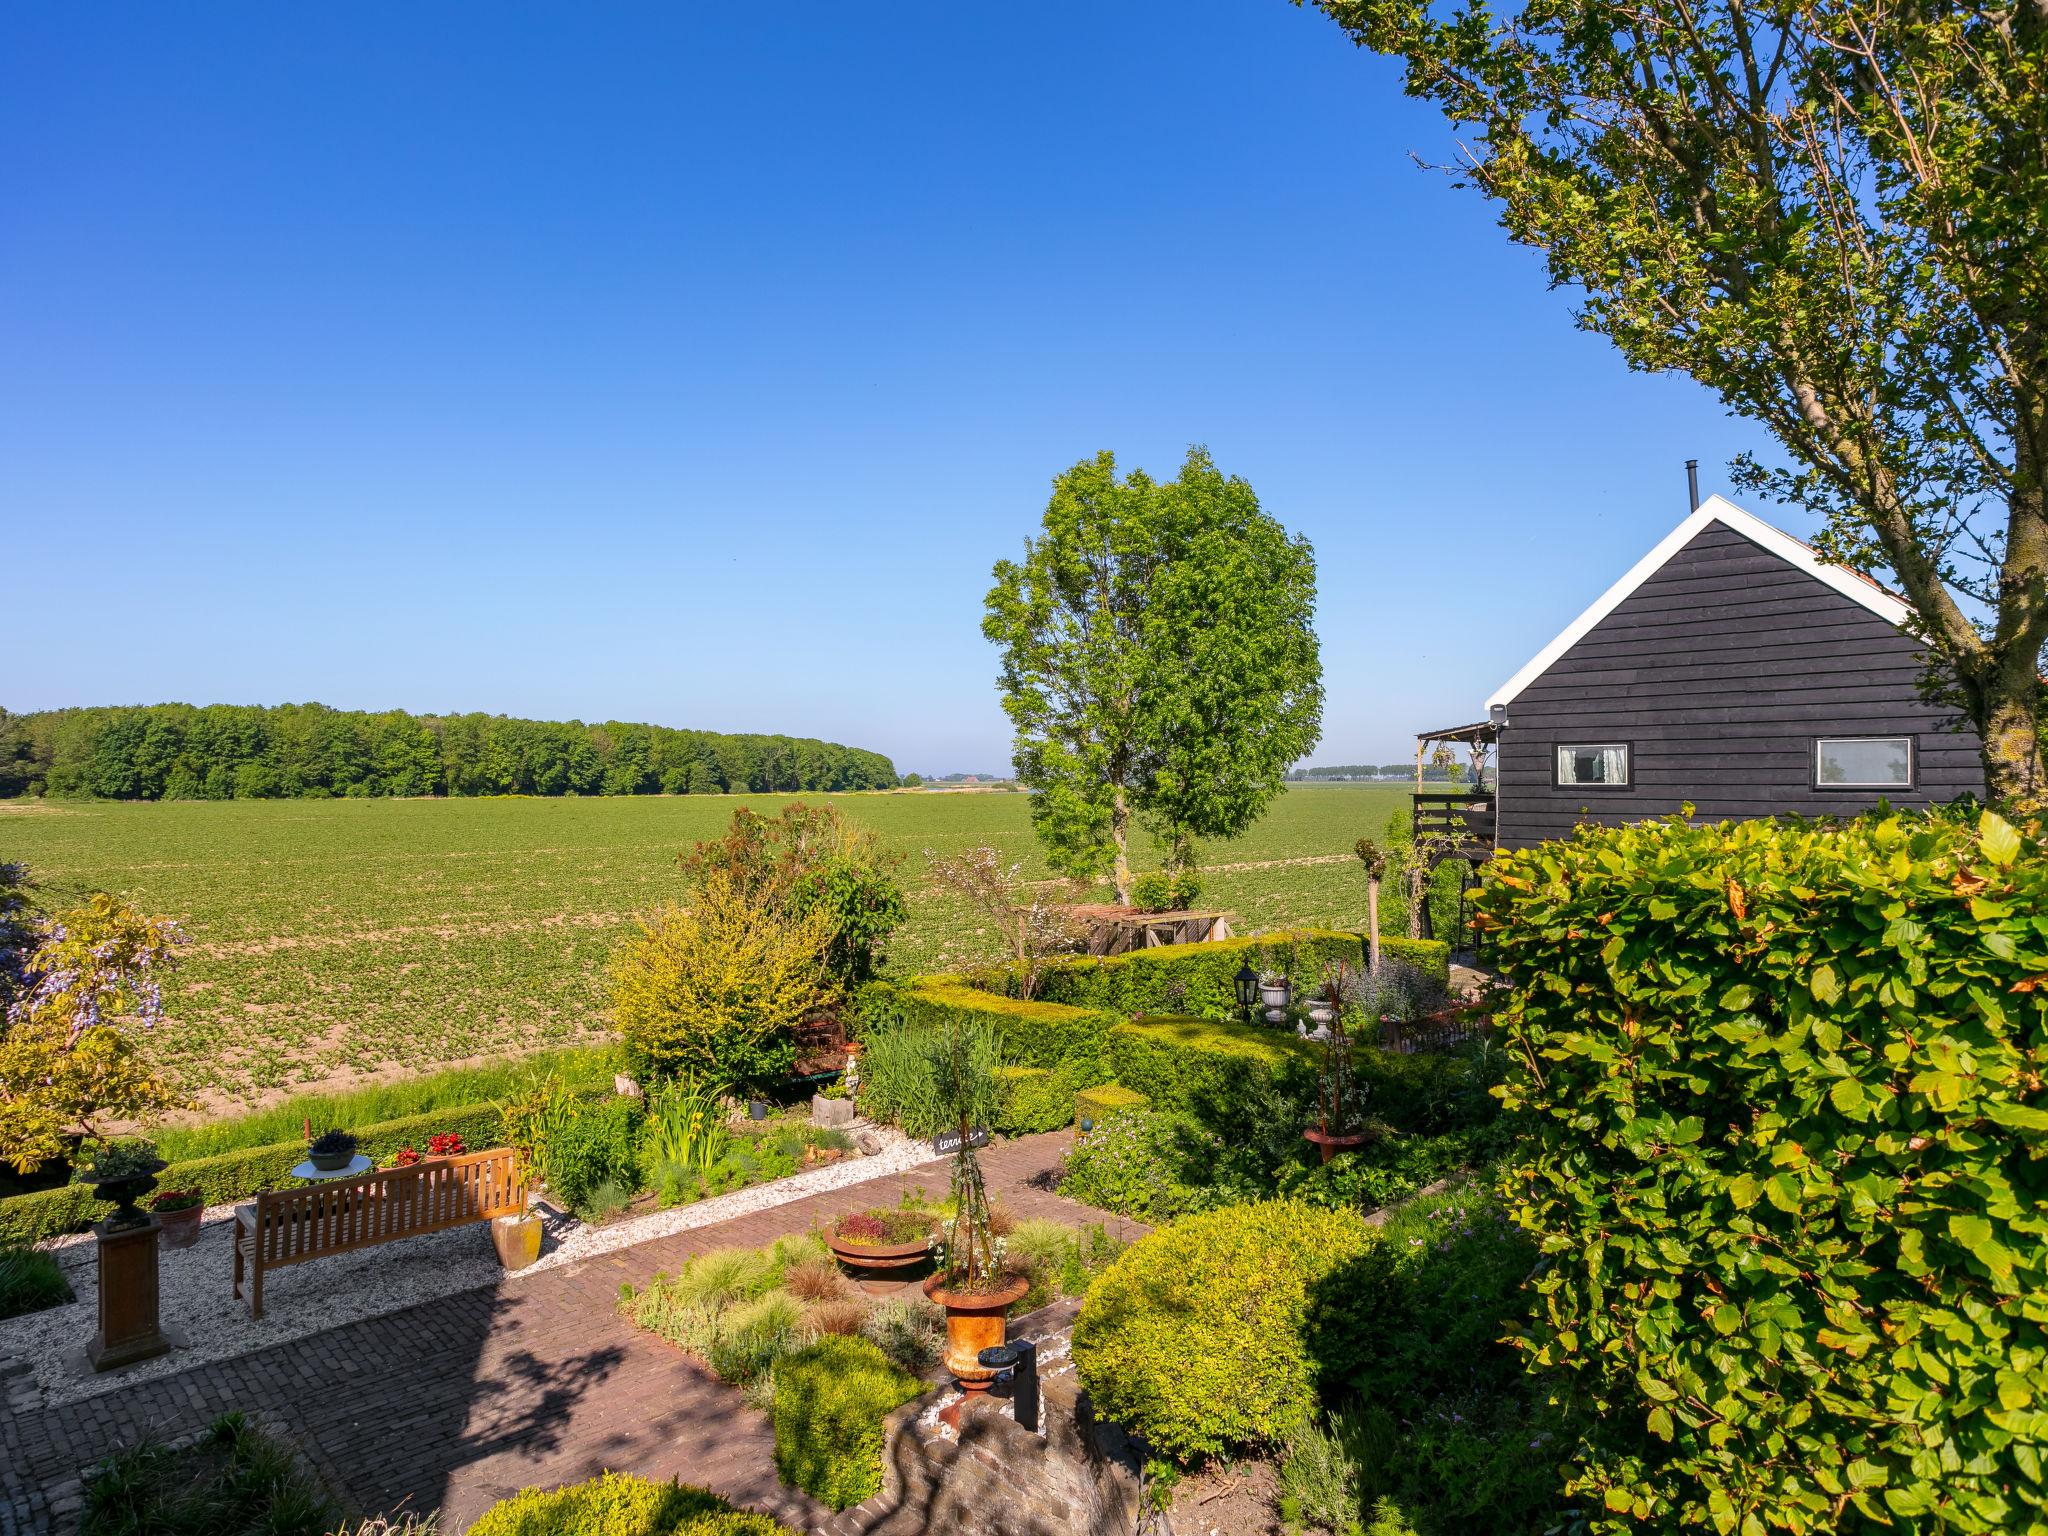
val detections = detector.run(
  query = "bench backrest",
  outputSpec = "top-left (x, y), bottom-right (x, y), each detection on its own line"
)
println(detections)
top-left (249, 1146), bottom-right (528, 1271)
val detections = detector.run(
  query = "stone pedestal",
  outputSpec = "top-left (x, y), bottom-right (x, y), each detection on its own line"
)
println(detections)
top-left (88, 1216), bottom-right (173, 1372)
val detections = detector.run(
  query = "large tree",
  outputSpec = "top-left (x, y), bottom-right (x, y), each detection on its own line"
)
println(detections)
top-left (1302, 0), bottom-right (2048, 805)
top-left (984, 447), bottom-right (1323, 903)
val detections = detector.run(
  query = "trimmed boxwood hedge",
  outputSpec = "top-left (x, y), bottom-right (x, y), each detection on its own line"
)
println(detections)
top-left (1024, 929), bottom-right (1447, 1016)
top-left (993, 1065), bottom-right (1071, 1134)
top-left (1074, 1081), bottom-right (1149, 1125)
top-left (0, 1099), bottom-right (514, 1246)
top-left (1478, 807), bottom-right (2048, 1535)
top-left (853, 975), bottom-right (1118, 1082)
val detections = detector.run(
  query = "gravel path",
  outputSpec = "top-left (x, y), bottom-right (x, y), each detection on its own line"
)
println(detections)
top-left (3, 1125), bottom-right (943, 1412)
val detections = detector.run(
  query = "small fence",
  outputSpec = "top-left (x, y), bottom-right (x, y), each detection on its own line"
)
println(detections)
top-left (1371, 1008), bottom-right (1493, 1056)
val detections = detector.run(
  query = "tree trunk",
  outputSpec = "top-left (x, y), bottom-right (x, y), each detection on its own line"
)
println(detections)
top-left (1111, 789), bottom-right (1131, 906)
top-left (1978, 671), bottom-right (2047, 812)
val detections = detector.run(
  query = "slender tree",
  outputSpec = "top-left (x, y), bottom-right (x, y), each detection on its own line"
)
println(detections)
top-left (983, 447), bottom-right (1324, 902)
top-left (1301, 0), bottom-right (2048, 805)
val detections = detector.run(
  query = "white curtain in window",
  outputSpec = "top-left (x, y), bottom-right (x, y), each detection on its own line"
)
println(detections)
top-left (1559, 745), bottom-right (1628, 785)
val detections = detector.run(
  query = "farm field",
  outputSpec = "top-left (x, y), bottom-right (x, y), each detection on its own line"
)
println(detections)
top-left (0, 785), bottom-right (1408, 1111)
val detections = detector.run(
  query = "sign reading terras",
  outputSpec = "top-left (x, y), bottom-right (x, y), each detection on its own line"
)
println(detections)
top-left (931, 1127), bottom-right (991, 1155)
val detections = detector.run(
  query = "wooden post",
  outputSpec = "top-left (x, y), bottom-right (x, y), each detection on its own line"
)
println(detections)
top-left (1367, 877), bottom-right (1381, 973)
top-left (89, 1216), bottom-right (174, 1371)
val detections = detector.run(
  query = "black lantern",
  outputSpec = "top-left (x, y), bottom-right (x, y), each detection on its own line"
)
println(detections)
top-left (1234, 961), bottom-right (1259, 1026)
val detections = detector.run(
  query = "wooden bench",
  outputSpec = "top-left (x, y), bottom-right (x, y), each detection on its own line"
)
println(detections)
top-left (233, 1147), bottom-right (529, 1319)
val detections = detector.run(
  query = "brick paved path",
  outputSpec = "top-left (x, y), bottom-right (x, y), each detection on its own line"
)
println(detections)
top-left (0, 1132), bottom-right (1138, 1535)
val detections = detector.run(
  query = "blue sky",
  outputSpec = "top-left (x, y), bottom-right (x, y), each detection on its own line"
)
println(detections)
top-left (1, 3), bottom-right (1779, 775)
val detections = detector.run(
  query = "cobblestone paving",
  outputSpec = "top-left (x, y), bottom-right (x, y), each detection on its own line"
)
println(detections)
top-left (0, 1132), bottom-right (1135, 1535)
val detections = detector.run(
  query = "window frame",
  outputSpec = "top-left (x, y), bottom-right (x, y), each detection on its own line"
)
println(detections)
top-left (1551, 741), bottom-right (1634, 792)
top-left (1812, 735), bottom-right (1916, 792)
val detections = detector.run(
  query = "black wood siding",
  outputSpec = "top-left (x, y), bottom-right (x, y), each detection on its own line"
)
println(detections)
top-left (1496, 522), bottom-right (1984, 849)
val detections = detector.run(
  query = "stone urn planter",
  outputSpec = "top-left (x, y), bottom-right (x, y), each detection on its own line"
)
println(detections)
top-left (1259, 979), bottom-right (1291, 1024)
top-left (79, 1159), bottom-right (169, 1232)
top-left (492, 1210), bottom-right (544, 1270)
top-left (923, 1272), bottom-right (1030, 1393)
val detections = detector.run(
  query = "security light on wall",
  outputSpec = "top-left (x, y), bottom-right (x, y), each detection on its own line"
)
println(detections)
top-left (1488, 703), bottom-right (1509, 731)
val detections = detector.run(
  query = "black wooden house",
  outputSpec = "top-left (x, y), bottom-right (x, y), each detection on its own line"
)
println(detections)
top-left (1418, 496), bottom-right (1984, 853)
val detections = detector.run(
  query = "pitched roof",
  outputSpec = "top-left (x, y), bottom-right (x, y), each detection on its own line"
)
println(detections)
top-left (1486, 495), bottom-right (1914, 711)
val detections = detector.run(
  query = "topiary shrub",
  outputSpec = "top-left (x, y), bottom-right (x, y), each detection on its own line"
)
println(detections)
top-left (994, 1064), bottom-right (1071, 1134)
top-left (1073, 1081), bottom-right (1148, 1126)
top-left (466, 1471), bottom-right (795, 1535)
top-left (1071, 1197), bottom-right (1371, 1463)
top-left (1478, 807), bottom-right (2048, 1534)
top-left (771, 1335), bottom-right (926, 1509)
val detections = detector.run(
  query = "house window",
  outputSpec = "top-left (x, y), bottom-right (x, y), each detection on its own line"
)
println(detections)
top-left (1556, 744), bottom-right (1630, 787)
top-left (1816, 737), bottom-right (1913, 789)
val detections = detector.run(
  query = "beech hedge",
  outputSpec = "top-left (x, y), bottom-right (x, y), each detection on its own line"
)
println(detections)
top-left (0, 1099), bottom-right (515, 1245)
top-left (1476, 807), bottom-right (2048, 1535)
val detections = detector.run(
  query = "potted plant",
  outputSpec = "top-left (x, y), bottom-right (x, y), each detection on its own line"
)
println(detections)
top-left (151, 1188), bottom-right (204, 1249)
top-left (78, 1139), bottom-right (168, 1230)
top-left (1302, 968), bottom-right (1371, 1162)
top-left (307, 1128), bottom-right (359, 1173)
top-left (918, 1023), bottom-right (1027, 1393)
top-left (827, 1206), bottom-right (937, 1274)
top-left (491, 1144), bottom-right (545, 1271)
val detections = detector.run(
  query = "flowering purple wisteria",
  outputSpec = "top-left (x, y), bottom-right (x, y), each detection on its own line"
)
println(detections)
top-left (5, 903), bottom-right (189, 1047)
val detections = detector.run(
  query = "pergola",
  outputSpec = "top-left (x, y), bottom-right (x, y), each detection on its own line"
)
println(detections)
top-left (1412, 720), bottom-right (1496, 792)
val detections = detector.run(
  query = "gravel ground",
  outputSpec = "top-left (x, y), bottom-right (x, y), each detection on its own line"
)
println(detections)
top-left (2, 1125), bottom-right (942, 1412)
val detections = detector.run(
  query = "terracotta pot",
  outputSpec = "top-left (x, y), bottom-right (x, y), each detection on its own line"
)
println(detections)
top-left (492, 1212), bottom-right (544, 1270)
top-left (1303, 1128), bottom-right (1371, 1164)
top-left (827, 1232), bottom-right (932, 1274)
top-left (155, 1203), bottom-right (203, 1250)
top-left (923, 1272), bottom-right (1029, 1392)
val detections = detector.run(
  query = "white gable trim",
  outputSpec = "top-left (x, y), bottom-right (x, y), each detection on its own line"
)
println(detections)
top-left (1485, 495), bottom-right (1914, 711)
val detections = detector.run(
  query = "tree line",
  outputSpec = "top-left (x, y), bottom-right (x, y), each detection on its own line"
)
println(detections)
top-left (0, 703), bottom-right (899, 801)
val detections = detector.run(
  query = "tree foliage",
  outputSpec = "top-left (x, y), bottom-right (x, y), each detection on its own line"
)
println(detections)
top-left (983, 447), bottom-right (1323, 901)
top-left (1476, 807), bottom-right (2048, 1533)
top-left (1303, 0), bottom-right (2048, 803)
top-left (0, 702), bottom-right (898, 800)
top-left (1, 893), bottom-right (188, 1171)
top-left (680, 803), bottom-right (907, 994)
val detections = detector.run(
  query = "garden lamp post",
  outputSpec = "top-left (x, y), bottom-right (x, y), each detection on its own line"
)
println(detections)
top-left (1234, 962), bottom-right (1259, 1027)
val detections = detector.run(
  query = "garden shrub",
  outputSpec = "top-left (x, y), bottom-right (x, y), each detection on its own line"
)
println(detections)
top-left (1477, 807), bottom-right (2048, 1534)
top-left (857, 1293), bottom-right (944, 1376)
top-left (1129, 871), bottom-right (1176, 912)
top-left (852, 977), bottom-right (1116, 1088)
top-left (1006, 1217), bottom-right (1126, 1312)
top-left (0, 1096), bottom-right (529, 1244)
top-left (467, 1471), bottom-right (795, 1535)
top-left (0, 1240), bottom-right (70, 1318)
top-left (1071, 1198), bottom-right (1371, 1463)
top-left (541, 1093), bottom-right (643, 1215)
top-left (611, 870), bottom-right (833, 1095)
top-left (1058, 1109), bottom-right (1221, 1221)
top-left (1308, 1187), bottom-right (1564, 1535)
top-left (82, 1411), bottom-right (338, 1536)
top-left (771, 1335), bottom-right (925, 1510)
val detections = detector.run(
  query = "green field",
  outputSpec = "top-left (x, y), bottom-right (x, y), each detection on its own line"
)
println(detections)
top-left (0, 785), bottom-right (1407, 1111)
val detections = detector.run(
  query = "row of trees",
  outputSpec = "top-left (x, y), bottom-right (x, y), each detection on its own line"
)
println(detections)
top-left (0, 703), bottom-right (899, 801)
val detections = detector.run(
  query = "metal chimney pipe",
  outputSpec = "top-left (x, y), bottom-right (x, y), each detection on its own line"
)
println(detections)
top-left (1686, 459), bottom-right (1701, 511)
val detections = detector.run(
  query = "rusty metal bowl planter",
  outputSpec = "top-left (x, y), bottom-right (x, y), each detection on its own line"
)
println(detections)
top-left (827, 1209), bottom-right (937, 1273)
top-left (923, 1272), bottom-right (1030, 1392)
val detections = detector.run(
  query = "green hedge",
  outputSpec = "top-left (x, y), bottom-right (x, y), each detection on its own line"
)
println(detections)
top-left (1072, 1198), bottom-right (1373, 1463)
top-left (467, 1471), bottom-right (795, 1535)
top-left (1032, 929), bottom-right (1448, 1016)
top-left (1477, 807), bottom-right (2048, 1535)
top-left (1108, 1014), bottom-right (1318, 1127)
top-left (0, 1099), bottom-right (515, 1246)
top-left (854, 976), bottom-right (1118, 1086)
top-left (994, 1065), bottom-right (1072, 1135)
top-left (772, 1334), bottom-right (925, 1510)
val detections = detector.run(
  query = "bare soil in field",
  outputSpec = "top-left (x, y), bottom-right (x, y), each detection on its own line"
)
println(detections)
top-left (2, 784), bottom-right (1410, 1107)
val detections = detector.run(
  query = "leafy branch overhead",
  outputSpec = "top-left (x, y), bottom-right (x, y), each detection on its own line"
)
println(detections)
top-left (984, 447), bottom-right (1325, 901)
top-left (1302, 0), bottom-right (2048, 803)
